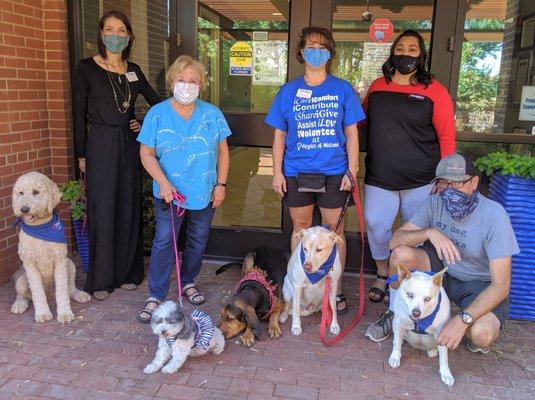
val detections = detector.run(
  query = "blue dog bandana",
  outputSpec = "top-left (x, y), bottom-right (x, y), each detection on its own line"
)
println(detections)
top-left (14, 212), bottom-right (67, 244)
top-left (412, 291), bottom-right (442, 335)
top-left (439, 188), bottom-right (479, 221)
top-left (300, 245), bottom-right (337, 284)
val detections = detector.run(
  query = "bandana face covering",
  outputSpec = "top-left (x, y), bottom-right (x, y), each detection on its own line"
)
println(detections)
top-left (303, 48), bottom-right (331, 68)
top-left (391, 54), bottom-right (420, 75)
top-left (102, 35), bottom-right (129, 54)
top-left (173, 82), bottom-right (199, 105)
top-left (439, 188), bottom-right (479, 221)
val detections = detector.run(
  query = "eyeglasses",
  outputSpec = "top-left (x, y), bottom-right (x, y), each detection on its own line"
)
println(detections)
top-left (435, 177), bottom-right (473, 190)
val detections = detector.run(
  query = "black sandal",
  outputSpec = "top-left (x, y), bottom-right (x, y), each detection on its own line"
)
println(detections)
top-left (368, 274), bottom-right (388, 303)
top-left (336, 294), bottom-right (348, 315)
top-left (183, 284), bottom-right (205, 305)
top-left (138, 297), bottom-right (161, 323)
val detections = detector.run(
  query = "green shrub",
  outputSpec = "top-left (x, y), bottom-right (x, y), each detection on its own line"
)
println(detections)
top-left (59, 180), bottom-right (86, 220)
top-left (475, 151), bottom-right (535, 179)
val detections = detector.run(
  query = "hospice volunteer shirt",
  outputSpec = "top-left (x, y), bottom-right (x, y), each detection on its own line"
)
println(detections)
top-left (265, 75), bottom-right (365, 177)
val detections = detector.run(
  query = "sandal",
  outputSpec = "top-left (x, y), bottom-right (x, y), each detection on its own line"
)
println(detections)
top-left (336, 294), bottom-right (348, 315)
top-left (183, 284), bottom-right (205, 305)
top-left (368, 274), bottom-right (388, 302)
top-left (138, 297), bottom-right (161, 323)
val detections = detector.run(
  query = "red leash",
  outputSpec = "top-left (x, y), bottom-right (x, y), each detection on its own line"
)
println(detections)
top-left (169, 192), bottom-right (186, 306)
top-left (319, 173), bottom-right (366, 346)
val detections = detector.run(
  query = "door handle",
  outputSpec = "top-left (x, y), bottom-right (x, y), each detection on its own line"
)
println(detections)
top-left (448, 36), bottom-right (455, 52)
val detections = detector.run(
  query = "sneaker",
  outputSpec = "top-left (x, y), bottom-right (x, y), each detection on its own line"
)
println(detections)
top-left (365, 310), bottom-right (394, 342)
top-left (466, 339), bottom-right (490, 354)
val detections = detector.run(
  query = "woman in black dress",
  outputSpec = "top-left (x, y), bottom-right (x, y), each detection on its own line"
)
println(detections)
top-left (74, 10), bottom-right (160, 300)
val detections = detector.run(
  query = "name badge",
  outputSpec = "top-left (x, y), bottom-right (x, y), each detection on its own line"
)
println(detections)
top-left (296, 88), bottom-right (312, 99)
top-left (125, 71), bottom-right (138, 82)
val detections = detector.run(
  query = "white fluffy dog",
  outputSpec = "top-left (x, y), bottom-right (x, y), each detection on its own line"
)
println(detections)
top-left (11, 172), bottom-right (91, 323)
top-left (280, 226), bottom-right (343, 336)
top-left (144, 301), bottom-right (225, 374)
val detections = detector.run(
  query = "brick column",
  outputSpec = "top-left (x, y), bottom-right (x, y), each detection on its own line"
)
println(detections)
top-left (0, 0), bottom-right (74, 284)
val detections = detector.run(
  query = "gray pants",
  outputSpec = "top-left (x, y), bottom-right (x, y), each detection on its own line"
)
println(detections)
top-left (364, 183), bottom-right (433, 260)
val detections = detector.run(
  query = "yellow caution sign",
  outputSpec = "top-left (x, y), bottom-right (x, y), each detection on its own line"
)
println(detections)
top-left (230, 41), bottom-right (252, 76)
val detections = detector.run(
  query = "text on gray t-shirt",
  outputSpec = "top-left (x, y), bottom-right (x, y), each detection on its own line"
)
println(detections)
top-left (410, 193), bottom-right (520, 281)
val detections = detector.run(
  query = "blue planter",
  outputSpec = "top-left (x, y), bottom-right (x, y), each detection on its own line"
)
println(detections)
top-left (489, 173), bottom-right (535, 321)
top-left (72, 218), bottom-right (89, 273)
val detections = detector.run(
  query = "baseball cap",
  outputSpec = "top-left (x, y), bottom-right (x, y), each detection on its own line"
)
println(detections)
top-left (434, 153), bottom-right (478, 181)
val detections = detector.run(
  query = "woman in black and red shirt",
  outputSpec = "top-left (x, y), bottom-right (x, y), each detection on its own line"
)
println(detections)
top-left (362, 30), bottom-right (456, 306)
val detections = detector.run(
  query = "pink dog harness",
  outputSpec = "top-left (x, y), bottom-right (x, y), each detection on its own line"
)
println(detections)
top-left (236, 269), bottom-right (278, 319)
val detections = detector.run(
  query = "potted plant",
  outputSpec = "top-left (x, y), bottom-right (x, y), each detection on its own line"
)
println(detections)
top-left (60, 180), bottom-right (89, 273)
top-left (475, 152), bottom-right (535, 321)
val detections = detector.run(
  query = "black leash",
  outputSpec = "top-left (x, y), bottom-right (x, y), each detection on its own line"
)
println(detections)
top-left (333, 170), bottom-right (356, 233)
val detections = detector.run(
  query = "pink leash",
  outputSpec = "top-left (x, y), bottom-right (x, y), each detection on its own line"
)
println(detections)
top-left (169, 192), bottom-right (186, 306)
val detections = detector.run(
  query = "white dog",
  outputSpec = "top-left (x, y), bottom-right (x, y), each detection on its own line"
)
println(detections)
top-left (280, 226), bottom-right (343, 336)
top-left (389, 265), bottom-right (455, 387)
top-left (11, 172), bottom-right (91, 324)
top-left (144, 301), bottom-right (225, 374)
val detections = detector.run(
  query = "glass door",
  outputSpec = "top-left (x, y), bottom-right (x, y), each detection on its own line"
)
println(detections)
top-left (193, 0), bottom-right (292, 258)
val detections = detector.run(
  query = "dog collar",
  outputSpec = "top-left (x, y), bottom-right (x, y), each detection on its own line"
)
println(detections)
top-left (412, 291), bottom-right (442, 335)
top-left (300, 246), bottom-right (337, 284)
top-left (14, 212), bottom-right (67, 244)
top-left (236, 269), bottom-right (278, 319)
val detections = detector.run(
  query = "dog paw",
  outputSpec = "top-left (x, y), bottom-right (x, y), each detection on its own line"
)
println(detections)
top-left (239, 331), bottom-right (255, 347)
top-left (161, 365), bottom-right (179, 374)
top-left (35, 310), bottom-right (53, 323)
top-left (329, 324), bottom-right (341, 335)
top-left (143, 364), bottom-right (159, 374)
top-left (291, 324), bottom-right (302, 336)
top-left (279, 312), bottom-right (288, 324)
top-left (57, 311), bottom-right (75, 324)
top-left (73, 291), bottom-right (91, 303)
top-left (427, 348), bottom-right (438, 358)
top-left (268, 325), bottom-right (282, 339)
top-left (388, 356), bottom-right (401, 369)
top-left (11, 300), bottom-right (29, 314)
top-left (440, 371), bottom-right (455, 387)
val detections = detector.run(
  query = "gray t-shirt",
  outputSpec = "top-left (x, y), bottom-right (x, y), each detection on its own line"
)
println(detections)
top-left (410, 193), bottom-right (520, 282)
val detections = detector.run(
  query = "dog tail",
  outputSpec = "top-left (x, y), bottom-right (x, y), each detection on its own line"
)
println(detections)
top-left (214, 262), bottom-right (242, 275)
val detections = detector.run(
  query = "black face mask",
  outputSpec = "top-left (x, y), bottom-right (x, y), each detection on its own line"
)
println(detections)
top-left (391, 54), bottom-right (420, 75)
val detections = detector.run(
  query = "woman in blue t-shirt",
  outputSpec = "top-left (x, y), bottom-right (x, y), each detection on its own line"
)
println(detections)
top-left (136, 55), bottom-right (231, 322)
top-left (266, 27), bottom-right (366, 315)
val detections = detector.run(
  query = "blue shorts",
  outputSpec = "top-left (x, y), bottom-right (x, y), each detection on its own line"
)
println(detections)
top-left (420, 240), bottom-right (510, 327)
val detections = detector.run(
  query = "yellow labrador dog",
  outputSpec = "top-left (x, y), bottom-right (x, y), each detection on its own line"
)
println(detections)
top-left (280, 226), bottom-right (343, 336)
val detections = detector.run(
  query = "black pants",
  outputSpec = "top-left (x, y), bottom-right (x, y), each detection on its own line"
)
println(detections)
top-left (83, 125), bottom-right (144, 294)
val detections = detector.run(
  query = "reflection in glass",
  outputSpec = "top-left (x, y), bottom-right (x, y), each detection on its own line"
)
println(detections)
top-left (457, 0), bottom-right (535, 134)
top-left (197, 1), bottom-right (289, 113)
top-left (212, 147), bottom-right (281, 228)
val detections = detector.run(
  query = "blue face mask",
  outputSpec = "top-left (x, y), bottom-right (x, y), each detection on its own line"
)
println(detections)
top-left (102, 35), bottom-right (129, 54)
top-left (303, 48), bottom-right (331, 68)
top-left (439, 188), bottom-right (479, 221)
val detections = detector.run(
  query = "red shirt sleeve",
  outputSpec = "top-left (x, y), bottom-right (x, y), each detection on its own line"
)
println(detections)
top-left (431, 81), bottom-right (456, 158)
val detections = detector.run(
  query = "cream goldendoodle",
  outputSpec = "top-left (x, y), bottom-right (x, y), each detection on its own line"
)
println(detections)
top-left (11, 172), bottom-right (91, 323)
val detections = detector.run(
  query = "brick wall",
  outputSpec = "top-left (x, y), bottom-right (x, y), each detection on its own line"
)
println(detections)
top-left (0, 0), bottom-right (74, 284)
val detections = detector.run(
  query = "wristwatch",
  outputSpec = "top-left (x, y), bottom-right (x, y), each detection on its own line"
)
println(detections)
top-left (215, 182), bottom-right (227, 187)
top-left (459, 311), bottom-right (474, 326)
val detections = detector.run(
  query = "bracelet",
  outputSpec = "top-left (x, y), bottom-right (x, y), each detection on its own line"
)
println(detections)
top-left (215, 182), bottom-right (227, 187)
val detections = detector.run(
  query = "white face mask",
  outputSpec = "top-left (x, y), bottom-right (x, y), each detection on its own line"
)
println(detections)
top-left (173, 82), bottom-right (199, 105)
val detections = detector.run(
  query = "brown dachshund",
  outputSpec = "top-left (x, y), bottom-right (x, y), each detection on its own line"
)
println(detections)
top-left (217, 247), bottom-right (286, 347)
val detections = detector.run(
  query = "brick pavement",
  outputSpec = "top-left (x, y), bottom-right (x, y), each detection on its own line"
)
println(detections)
top-left (0, 260), bottom-right (533, 400)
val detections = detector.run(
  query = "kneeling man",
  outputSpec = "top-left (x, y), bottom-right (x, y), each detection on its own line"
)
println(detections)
top-left (365, 153), bottom-right (519, 353)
